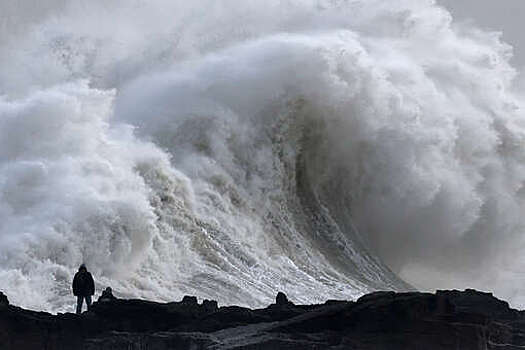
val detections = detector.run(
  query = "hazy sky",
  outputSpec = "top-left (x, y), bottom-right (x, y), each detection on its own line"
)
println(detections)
top-left (439, 0), bottom-right (525, 67)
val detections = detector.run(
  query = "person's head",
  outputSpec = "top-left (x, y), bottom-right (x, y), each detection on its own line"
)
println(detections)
top-left (79, 264), bottom-right (87, 272)
top-left (104, 287), bottom-right (112, 294)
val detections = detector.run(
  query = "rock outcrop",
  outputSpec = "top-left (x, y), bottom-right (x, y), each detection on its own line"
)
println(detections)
top-left (0, 292), bottom-right (8, 307)
top-left (1, 289), bottom-right (524, 349)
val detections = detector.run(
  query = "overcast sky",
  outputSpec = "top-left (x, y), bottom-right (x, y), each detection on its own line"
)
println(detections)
top-left (438, 0), bottom-right (525, 67)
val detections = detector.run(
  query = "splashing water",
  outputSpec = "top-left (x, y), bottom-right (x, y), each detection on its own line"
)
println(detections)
top-left (1, 0), bottom-right (525, 312)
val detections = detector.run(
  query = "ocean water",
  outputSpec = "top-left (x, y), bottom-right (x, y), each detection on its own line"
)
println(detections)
top-left (1, 0), bottom-right (525, 313)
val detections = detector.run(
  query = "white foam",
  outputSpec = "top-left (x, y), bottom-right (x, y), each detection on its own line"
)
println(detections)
top-left (1, 0), bottom-right (525, 312)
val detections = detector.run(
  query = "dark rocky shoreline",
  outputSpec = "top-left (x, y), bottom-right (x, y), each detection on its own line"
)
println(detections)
top-left (1, 289), bottom-right (525, 349)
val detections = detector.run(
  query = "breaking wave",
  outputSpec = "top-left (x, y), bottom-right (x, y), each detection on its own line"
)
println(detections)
top-left (1, 0), bottom-right (525, 312)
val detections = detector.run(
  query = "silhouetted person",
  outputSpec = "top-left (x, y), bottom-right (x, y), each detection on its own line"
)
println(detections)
top-left (72, 264), bottom-right (95, 314)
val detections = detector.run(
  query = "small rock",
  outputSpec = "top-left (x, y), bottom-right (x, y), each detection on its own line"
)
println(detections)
top-left (98, 287), bottom-right (116, 302)
top-left (0, 291), bottom-right (8, 308)
top-left (202, 299), bottom-right (218, 312)
top-left (182, 296), bottom-right (198, 304)
top-left (276, 292), bottom-right (291, 306)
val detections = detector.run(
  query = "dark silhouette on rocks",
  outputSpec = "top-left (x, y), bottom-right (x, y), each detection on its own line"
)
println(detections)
top-left (202, 299), bottom-right (218, 312)
top-left (0, 292), bottom-right (8, 309)
top-left (72, 264), bottom-right (95, 314)
top-left (182, 295), bottom-right (198, 304)
top-left (275, 291), bottom-right (293, 306)
top-left (98, 287), bottom-right (116, 303)
top-left (1, 289), bottom-right (525, 349)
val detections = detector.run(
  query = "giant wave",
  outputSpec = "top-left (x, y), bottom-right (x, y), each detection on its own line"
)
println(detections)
top-left (1, 0), bottom-right (525, 312)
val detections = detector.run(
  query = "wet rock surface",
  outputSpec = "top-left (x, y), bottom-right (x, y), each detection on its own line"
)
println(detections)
top-left (1, 289), bottom-right (524, 349)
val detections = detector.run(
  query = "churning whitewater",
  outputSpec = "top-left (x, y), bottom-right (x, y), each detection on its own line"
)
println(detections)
top-left (1, 0), bottom-right (525, 312)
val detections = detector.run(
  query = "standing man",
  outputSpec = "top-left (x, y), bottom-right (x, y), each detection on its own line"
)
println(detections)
top-left (72, 264), bottom-right (95, 314)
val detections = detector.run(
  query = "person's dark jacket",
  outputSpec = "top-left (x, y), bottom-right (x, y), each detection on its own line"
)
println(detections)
top-left (72, 266), bottom-right (95, 297)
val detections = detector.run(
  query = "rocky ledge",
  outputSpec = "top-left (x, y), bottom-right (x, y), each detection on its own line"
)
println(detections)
top-left (1, 289), bottom-right (525, 349)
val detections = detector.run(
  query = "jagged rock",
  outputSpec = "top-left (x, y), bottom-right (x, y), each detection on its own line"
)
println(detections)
top-left (98, 287), bottom-right (117, 303)
top-left (182, 295), bottom-right (198, 304)
top-left (1, 289), bottom-right (525, 349)
top-left (0, 292), bottom-right (8, 307)
top-left (276, 292), bottom-right (292, 306)
top-left (202, 299), bottom-right (218, 312)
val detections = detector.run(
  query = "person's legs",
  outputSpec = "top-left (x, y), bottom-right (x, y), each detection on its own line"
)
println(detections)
top-left (86, 295), bottom-right (92, 311)
top-left (76, 296), bottom-right (84, 314)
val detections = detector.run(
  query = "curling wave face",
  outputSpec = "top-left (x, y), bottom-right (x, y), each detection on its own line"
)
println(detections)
top-left (1, 0), bottom-right (525, 312)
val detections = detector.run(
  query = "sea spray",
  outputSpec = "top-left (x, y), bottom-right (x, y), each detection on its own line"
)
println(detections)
top-left (1, 0), bottom-right (524, 312)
